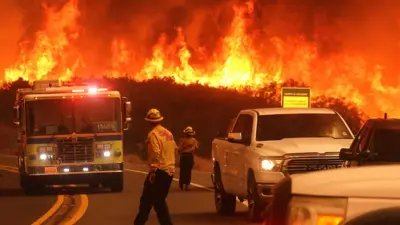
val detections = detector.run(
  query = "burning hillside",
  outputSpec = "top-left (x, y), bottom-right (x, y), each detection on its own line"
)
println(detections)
top-left (2, 0), bottom-right (400, 117)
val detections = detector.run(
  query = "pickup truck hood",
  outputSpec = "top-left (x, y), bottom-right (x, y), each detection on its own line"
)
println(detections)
top-left (257, 138), bottom-right (352, 155)
top-left (291, 165), bottom-right (400, 198)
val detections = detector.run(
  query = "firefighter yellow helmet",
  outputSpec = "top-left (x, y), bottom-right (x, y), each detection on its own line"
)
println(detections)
top-left (145, 108), bottom-right (164, 122)
top-left (183, 126), bottom-right (196, 135)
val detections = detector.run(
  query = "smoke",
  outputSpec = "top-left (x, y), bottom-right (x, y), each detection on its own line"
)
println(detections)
top-left (78, 0), bottom-right (232, 53)
top-left (250, 0), bottom-right (400, 85)
top-left (0, 0), bottom-right (23, 79)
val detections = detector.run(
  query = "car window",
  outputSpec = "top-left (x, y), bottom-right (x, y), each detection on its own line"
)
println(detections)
top-left (243, 115), bottom-right (253, 139)
top-left (232, 114), bottom-right (253, 140)
top-left (358, 126), bottom-right (371, 153)
top-left (369, 129), bottom-right (400, 161)
top-left (256, 113), bottom-right (352, 141)
top-left (232, 116), bottom-right (244, 133)
top-left (350, 126), bottom-right (365, 153)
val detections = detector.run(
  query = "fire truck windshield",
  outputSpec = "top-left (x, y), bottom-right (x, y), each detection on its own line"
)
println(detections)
top-left (26, 97), bottom-right (121, 136)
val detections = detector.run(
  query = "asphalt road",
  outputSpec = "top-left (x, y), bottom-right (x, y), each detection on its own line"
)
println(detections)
top-left (0, 155), bottom-right (251, 225)
top-left (0, 155), bottom-right (58, 225)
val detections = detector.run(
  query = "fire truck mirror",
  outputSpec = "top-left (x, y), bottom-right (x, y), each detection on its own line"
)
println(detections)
top-left (125, 101), bottom-right (132, 119)
top-left (124, 101), bottom-right (132, 131)
top-left (124, 121), bottom-right (131, 131)
top-left (13, 106), bottom-right (20, 126)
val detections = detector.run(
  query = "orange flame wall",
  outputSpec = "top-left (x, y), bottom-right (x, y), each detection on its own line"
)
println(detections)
top-left (3, 0), bottom-right (400, 118)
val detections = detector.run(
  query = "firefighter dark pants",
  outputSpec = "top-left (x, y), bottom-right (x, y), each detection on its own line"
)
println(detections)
top-left (134, 169), bottom-right (173, 225)
top-left (179, 153), bottom-right (194, 186)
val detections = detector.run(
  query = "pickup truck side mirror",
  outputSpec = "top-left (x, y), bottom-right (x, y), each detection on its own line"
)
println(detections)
top-left (227, 132), bottom-right (251, 145)
top-left (227, 132), bottom-right (242, 142)
top-left (339, 148), bottom-right (358, 160)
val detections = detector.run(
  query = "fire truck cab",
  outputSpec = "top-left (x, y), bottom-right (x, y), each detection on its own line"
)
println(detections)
top-left (13, 80), bottom-right (132, 194)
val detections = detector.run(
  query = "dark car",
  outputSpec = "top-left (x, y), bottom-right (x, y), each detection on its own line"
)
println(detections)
top-left (339, 118), bottom-right (400, 166)
top-left (263, 117), bottom-right (400, 225)
top-left (263, 165), bottom-right (400, 225)
top-left (343, 207), bottom-right (400, 225)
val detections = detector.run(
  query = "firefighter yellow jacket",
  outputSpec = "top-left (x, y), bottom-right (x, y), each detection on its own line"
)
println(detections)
top-left (147, 125), bottom-right (177, 174)
top-left (178, 137), bottom-right (199, 154)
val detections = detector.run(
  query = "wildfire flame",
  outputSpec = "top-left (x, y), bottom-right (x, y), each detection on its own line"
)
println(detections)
top-left (5, 0), bottom-right (81, 82)
top-left (4, 0), bottom-right (400, 117)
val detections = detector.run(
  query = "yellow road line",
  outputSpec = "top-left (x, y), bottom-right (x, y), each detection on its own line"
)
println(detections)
top-left (0, 164), bottom-right (89, 225)
top-left (62, 194), bottom-right (89, 225)
top-left (0, 165), bottom-right (17, 169)
top-left (31, 195), bottom-right (65, 225)
top-left (0, 167), bottom-right (18, 173)
top-left (0, 164), bottom-right (67, 225)
top-left (0, 168), bottom-right (18, 173)
top-left (0, 165), bottom-right (18, 171)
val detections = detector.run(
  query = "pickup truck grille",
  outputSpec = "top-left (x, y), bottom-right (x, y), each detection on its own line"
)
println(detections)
top-left (58, 137), bottom-right (94, 163)
top-left (285, 158), bottom-right (343, 175)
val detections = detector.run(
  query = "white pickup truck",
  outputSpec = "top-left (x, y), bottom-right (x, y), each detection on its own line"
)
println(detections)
top-left (211, 108), bottom-right (354, 221)
top-left (267, 165), bottom-right (400, 225)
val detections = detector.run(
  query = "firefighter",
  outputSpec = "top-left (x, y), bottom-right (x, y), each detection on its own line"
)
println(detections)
top-left (134, 108), bottom-right (176, 225)
top-left (178, 126), bottom-right (199, 191)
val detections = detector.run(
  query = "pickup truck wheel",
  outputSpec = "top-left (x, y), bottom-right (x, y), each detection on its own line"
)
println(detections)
top-left (247, 174), bottom-right (264, 222)
top-left (214, 167), bottom-right (236, 215)
top-left (214, 186), bottom-right (236, 215)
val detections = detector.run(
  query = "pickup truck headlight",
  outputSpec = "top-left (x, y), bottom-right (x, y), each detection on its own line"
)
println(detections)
top-left (287, 196), bottom-right (347, 225)
top-left (259, 157), bottom-right (283, 171)
top-left (37, 146), bottom-right (55, 160)
top-left (97, 143), bottom-right (112, 158)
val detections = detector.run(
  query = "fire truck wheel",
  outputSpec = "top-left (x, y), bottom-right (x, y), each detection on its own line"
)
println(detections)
top-left (109, 173), bottom-right (124, 192)
top-left (19, 172), bottom-right (26, 188)
top-left (20, 174), bottom-right (43, 195)
top-left (89, 182), bottom-right (100, 189)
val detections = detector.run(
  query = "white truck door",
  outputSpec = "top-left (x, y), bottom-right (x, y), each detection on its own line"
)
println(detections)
top-left (228, 113), bottom-right (254, 196)
top-left (219, 140), bottom-right (232, 191)
top-left (220, 118), bottom-right (236, 187)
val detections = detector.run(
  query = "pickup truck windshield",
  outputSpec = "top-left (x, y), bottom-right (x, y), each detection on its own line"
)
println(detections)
top-left (256, 113), bottom-right (352, 141)
top-left (26, 97), bottom-right (121, 136)
top-left (370, 129), bottom-right (400, 161)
